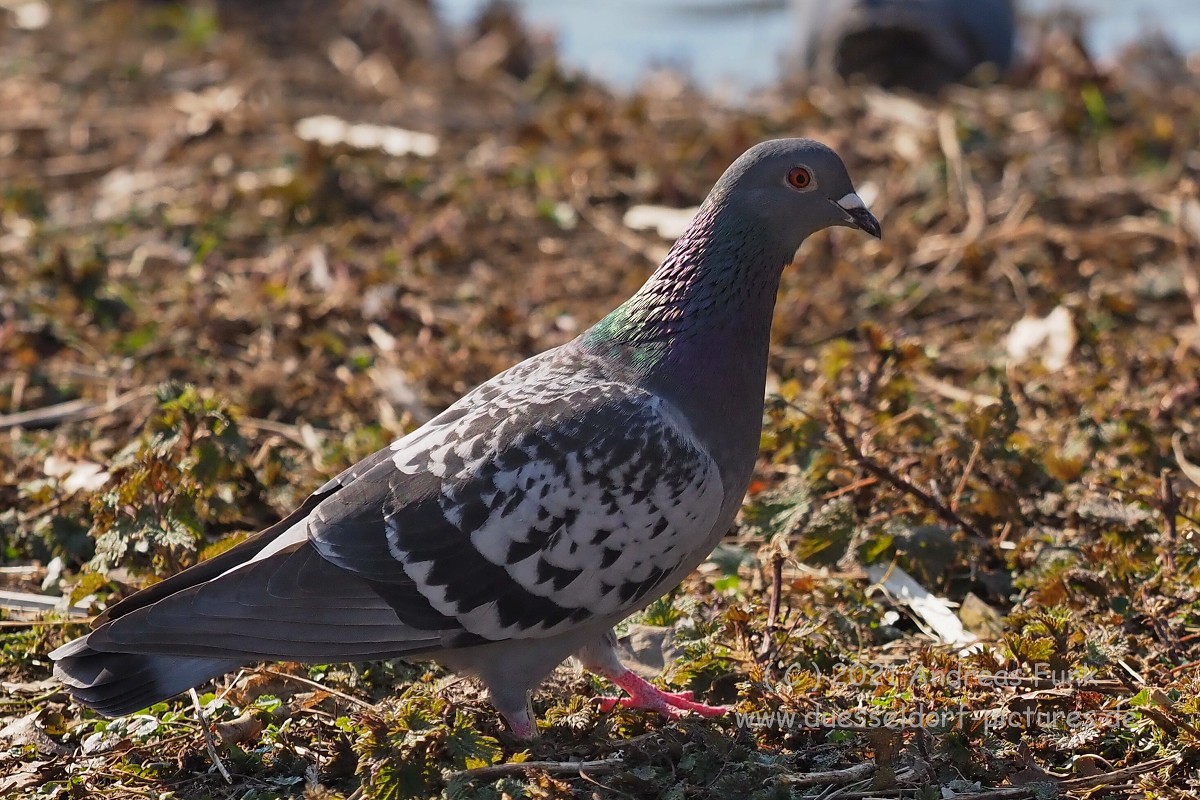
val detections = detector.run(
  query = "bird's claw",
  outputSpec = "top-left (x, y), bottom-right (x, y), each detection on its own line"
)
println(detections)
top-left (595, 671), bottom-right (728, 719)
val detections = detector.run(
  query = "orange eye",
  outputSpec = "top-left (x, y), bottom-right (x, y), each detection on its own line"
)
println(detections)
top-left (787, 166), bottom-right (813, 189)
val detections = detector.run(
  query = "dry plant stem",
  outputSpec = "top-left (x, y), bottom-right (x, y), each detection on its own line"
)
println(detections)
top-left (779, 760), bottom-right (874, 786)
top-left (240, 417), bottom-right (335, 449)
top-left (1060, 756), bottom-right (1178, 792)
top-left (1161, 469), bottom-right (1179, 577)
top-left (0, 565), bottom-right (43, 577)
top-left (950, 439), bottom-right (982, 513)
top-left (0, 589), bottom-right (89, 618)
top-left (939, 110), bottom-right (967, 221)
top-left (759, 550), bottom-right (785, 658)
top-left (577, 770), bottom-right (639, 800)
top-left (972, 675), bottom-right (1125, 693)
top-left (1110, 660), bottom-right (1200, 740)
top-left (915, 374), bottom-right (1000, 408)
top-left (913, 215), bottom-right (1180, 267)
top-left (1187, 259), bottom-right (1200, 328)
top-left (828, 402), bottom-right (988, 543)
top-left (454, 756), bottom-right (624, 782)
top-left (0, 385), bottom-right (324, 451)
top-left (1154, 697), bottom-right (1200, 741)
top-left (820, 475), bottom-right (880, 501)
top-left (17, 496), bottom-right (70, 526)
top-left (259, 668), bottom-right (377, 711)
top-left (189, 688), bottom-right (232, 785)
top-left (0, 386), bottom-right (155, 431)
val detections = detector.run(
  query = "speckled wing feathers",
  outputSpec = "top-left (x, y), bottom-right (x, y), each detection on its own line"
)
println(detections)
top-left (308, 350), bottom-right (725, 643)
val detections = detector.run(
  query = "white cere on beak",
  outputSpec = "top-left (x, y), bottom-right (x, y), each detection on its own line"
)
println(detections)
top-left (834, 191), bottom-right (882, 239)
top-left (836, 192), bottom-right (867, 212)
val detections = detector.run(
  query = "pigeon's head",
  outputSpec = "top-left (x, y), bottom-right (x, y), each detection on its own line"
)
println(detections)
top-left (712, 138), bottom-right (881, 248)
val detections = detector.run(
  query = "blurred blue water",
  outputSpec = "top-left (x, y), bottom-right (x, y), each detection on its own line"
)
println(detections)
top-left (435, 0), bottom-right (1200, 88)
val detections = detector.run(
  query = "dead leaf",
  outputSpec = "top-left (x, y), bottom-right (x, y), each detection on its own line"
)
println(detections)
top-left (866, 563), bottom-right (977, 647)
top-left (214, 712), bottom-right (263, 745)
top-left (43, 454), bottom-right (110, 493)
top-left (0, 763), bottom-right (50, 794)
top-left (1006, 306), bottom-right (1076, 371)
top-left (0, 711), bottom-right (71, 757)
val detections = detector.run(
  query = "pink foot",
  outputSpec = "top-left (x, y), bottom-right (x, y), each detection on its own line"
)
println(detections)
top-left (595, 670), bottom-right (728, 720)
top-left (505, 715), bottom-right (537, 739)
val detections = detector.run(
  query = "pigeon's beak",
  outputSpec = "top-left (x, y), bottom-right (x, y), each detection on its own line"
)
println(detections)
top-left (835, 192), bottom-right (882, 239)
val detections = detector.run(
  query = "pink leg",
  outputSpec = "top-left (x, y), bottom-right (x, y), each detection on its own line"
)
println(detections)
top-left (503, 711), bottom-right (537, 739)
top-left (493, 691), bottom-right (538, 739)
top-left (595, 669), bottom-right (727, 719)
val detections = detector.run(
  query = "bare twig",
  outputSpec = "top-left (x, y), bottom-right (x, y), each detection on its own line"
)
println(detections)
top-left (1174, 183), bottom-right (1200, 329)
top-left (821, 754), bottom-right (1175, 800)
top-left (0, 589), bottom-right (89, 618)
top-left (779, 761), bottom-right (875, 787)
top-left (915, 374), bottom-right (1000, 408)
top-left (758, 550), bottom-right (785, 658)
top-left (951, 440), bottom-right (982, 513)
top-left (819, 475), bottom-right (879, 501)
top-left (240, 417), bottom-right (335, 449)
top-left (0, 386), bottom-right (154, 431)
top-left (0, 565), bottom-right (43, 577)
top-left (0, 618), bottom-right (94, 629)
top-left (258, 668), bottom-right (377, 711)
top-left (1060, 755), bottom-right (1176, 790)
top-left (0, 398), bottom-right (96, 430)
top-left (1161, 468), bottom-right (1179, 577)
top-left (827, 403), bottom-right (988, 543)
top-left (938, 110), bottom-right (968, 222)
top-left (190, 688), bottom-right (232, 784)
top-left (453, 755), bottom-right (624, 782)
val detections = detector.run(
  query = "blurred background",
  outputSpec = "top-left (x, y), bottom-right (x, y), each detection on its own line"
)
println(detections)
top-left (435, 0), bottom-right (1200, 90)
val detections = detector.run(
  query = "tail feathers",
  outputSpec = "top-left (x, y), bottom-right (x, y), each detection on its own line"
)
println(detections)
top-left (53, 643), bottom-right (244, 718)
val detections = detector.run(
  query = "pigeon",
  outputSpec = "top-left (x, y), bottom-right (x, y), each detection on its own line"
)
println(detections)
top-left (51, 139), bottom-right (881, 738)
